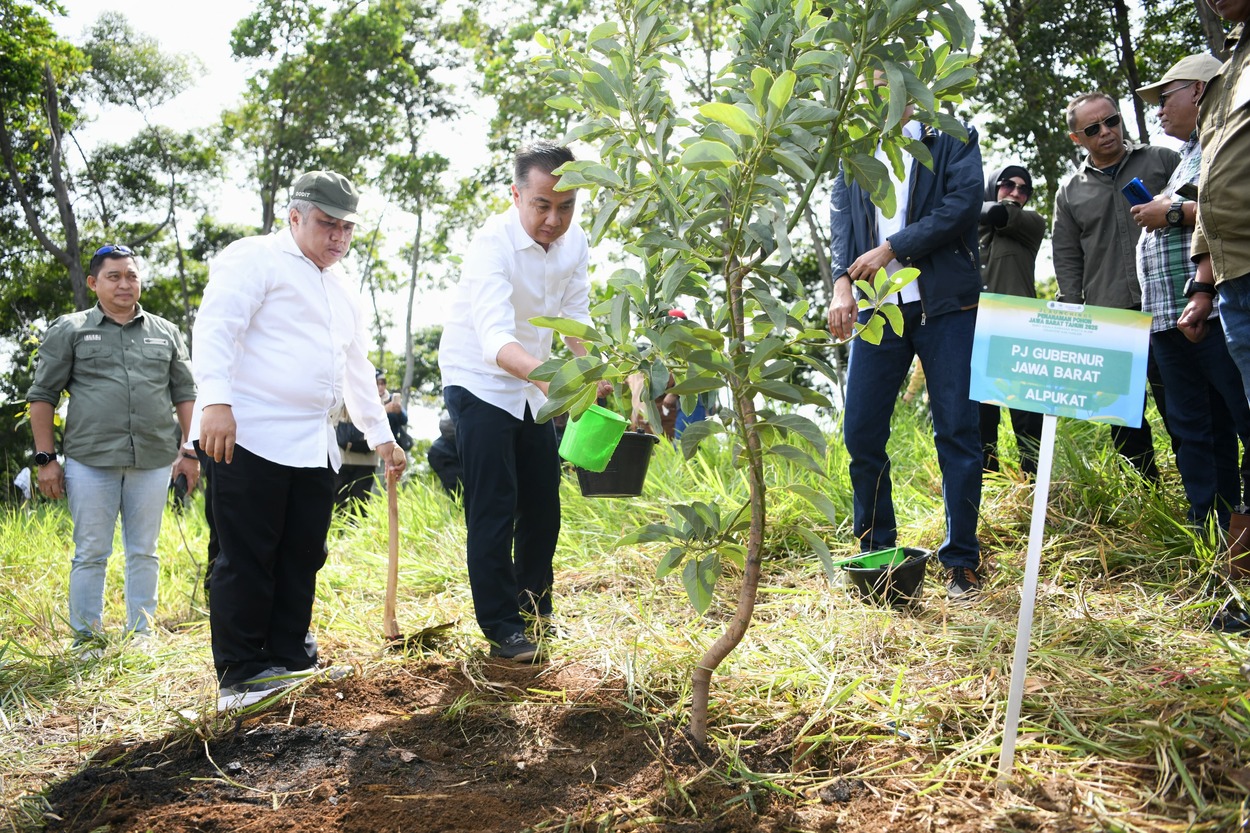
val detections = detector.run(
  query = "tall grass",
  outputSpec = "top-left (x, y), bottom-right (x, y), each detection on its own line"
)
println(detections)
top-left (2, 403), bottom-right (1249, 831)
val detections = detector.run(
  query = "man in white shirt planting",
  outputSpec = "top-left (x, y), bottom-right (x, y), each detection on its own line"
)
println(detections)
top-left (193, 170), bottom-right (405, 709)
top-left (438, 141), bottom-right (601, 662)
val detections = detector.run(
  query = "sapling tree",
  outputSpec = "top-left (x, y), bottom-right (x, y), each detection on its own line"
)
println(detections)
top-left (531, 0), bottom-right (977, 745)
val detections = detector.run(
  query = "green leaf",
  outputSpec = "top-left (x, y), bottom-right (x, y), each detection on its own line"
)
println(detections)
top-left (545, 95), bottom-right (582, 112)
top-left (656, 546), bottom-right (685, 579)
top-left (680, 140), bottom-right (738, 171)
top-left (768, 70), bottom-right (796, 112)
top-left (683, 554), bottom-right (720, 614)
top-left (881, 303), bottom-right (904, 336)
top-left (766, 413), bottom-right (827, 457)
top-left (587, 21), bottom-right (620, 41)
top-left (790, 484), bottom-right (839, 527)
top-left (669, 374), bottom-right (726, 396)
top-left (679, 418), bottom-right (723, 459)
top-left (765, 443), bottom-right (826, 475)
top-left (618, 523), bottom-right (681, 546)
top-left (794, 526), bottom-right (838, 582)
top-left (699, 102), bottom-right (759, 137)
top-left (748, 67), bottom-right (771, 110)
top-left (528, 315), bottom-right (605, 343)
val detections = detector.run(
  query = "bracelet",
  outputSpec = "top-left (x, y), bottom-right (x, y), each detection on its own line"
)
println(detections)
top-left (181, 452), bottom-right (199, 461)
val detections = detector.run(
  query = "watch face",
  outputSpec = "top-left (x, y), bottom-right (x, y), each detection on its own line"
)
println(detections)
top-left (1167, 207), bottom-right (1183, 226)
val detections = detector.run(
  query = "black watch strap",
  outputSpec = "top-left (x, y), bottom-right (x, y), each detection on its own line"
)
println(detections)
top-left (34, 451), bottom-right (56, 466)
top-left (1183, 277), bottom-right (1217, 298)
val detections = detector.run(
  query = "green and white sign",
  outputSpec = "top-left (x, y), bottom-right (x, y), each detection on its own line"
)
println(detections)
top-left (969, 294), bottom-right (1151, 427)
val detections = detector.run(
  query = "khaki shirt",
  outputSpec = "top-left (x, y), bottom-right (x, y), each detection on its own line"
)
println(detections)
top-left (1194, 24), bottom-right (1250, 284)
top-left (27, 304), bottom-right (196, 468)
top-left (1052, 143), bottom-right (1179, 307)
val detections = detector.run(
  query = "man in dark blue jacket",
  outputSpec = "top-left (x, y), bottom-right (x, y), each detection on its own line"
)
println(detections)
top-left (827, 111), bottom-right (985, 600)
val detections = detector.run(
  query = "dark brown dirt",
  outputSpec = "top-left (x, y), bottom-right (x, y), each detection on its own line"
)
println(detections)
top-left (34, 659), bottom-right (1086, 833)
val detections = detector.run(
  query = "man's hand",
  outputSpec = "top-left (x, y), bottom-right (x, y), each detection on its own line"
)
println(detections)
top-left (1178, 294), bottom-right (1213, 343)
top-left (200, 404), bottom-right (237, 464)
top-left (379, 442), bottom-right (407, 482)
top-left (37, 460), bottom-right (65, 500)
top-left (172, 453), bottom-right (201, 493)
top-left (383, 396), bottom-right (403, 414)
top-left (1131, 195), bottom-right (1170, 231)
top-left (826, 275), bottom-right (859, 341)
top-left (847, 241), bottom-right (895, 284)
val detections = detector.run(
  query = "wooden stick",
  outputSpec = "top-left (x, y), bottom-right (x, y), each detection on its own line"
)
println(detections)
top-left (384, 446), bottom-right (404, 640)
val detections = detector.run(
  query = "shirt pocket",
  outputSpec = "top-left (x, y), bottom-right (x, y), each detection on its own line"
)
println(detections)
top-left (140, 343), bottom-right (173, 364)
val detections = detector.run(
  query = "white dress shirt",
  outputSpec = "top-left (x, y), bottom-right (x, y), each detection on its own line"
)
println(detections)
top-left (876, 119), bottom-right (923, 305)
top-left (190, 227), bottom-right (391, 470)
top-left (438, 205), bottom-right (592, 420)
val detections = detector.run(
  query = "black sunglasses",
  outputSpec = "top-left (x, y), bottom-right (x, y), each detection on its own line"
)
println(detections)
top-left (93, 244), bottom-right (134, 257)
top-left (1077, 113), bottom-right (1122, 138)
top-left (1157, 81), bottom-right (1197, 107)
top-left (998, 179), bottom-right (1033, 198)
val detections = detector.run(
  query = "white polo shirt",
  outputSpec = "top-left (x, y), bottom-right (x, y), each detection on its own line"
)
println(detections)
top-left (438, 205), bottom-right (592, 420)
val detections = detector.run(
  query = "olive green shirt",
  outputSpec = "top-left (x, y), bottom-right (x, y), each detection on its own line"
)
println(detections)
top-left (27, 304), bottom-right (196, 469)
top-left (1194, 24), bottom-right (1250, 284)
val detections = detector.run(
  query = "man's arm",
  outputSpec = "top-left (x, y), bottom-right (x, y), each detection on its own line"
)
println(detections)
top-left (997, 206), bottom-right (1048, 257)
top-left (171, 399), bottom-right (200, 492)
top-left (30, 401), bottom-right (65, 499)
top-left (1051, 190), bottom-right (1085, 303)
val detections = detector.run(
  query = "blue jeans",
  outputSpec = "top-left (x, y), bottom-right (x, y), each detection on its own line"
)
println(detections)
top-left (1218, 275), bottom-right (1250, 410)
top-left (843, 304), bottom-right (982, 569)
top-left (1151, 323), bottom-right (1250, 527)
top-left (64, 458), bottom-right (170, 637)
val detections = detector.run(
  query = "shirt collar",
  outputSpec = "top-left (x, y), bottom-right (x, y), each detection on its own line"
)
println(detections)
top-left (88, 302), bottom-right (144, 326)
top-left (277, 224), bottom-right (342, 273)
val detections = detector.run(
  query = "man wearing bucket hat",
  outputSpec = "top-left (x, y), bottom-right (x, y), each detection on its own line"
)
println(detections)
top-left (438, 140), bottom-right (603, 662)
top-left (192, 170), bottom-right (405, 710)
top-left (1133, 54), bottom-right (1250, 539)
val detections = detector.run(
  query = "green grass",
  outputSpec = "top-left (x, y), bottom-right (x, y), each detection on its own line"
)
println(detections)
top-left (3, 404), bottom-right (1250, 831)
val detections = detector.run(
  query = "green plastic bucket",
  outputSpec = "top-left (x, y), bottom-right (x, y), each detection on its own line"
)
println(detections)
top-left (843, 547), bottom-right (906, 570)
top-left (558, 405), bottom-right (629, 472)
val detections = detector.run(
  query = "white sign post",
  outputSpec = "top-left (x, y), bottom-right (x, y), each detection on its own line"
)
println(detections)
top-left (969, 294), bottom-right (1151, 785)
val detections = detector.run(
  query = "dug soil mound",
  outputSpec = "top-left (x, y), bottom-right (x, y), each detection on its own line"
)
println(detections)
top-left (37, 658), bottom-right (1071, 833)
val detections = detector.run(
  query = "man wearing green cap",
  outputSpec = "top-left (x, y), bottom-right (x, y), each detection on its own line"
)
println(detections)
top-left (192, 170), bottom-right (406, 711)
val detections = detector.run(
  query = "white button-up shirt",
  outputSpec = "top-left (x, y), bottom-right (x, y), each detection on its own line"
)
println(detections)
top-left (876, 119), bottom-right (922, 305)
top-left (438, 205), bottom-right (592, 419)
top-left (190, 228), bottom-right (391, 470)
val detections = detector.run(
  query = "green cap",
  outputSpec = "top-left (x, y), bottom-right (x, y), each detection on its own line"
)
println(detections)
top-left (290, 170), bottom-right (361, 222)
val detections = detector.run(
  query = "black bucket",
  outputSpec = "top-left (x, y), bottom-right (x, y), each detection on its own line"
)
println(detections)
top-left (575, 430), bottom-right (661, 497)
top-left (844, 547), bottom-right (931, 607)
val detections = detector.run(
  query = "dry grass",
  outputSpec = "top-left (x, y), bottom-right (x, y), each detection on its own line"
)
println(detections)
top-left (3, 407), bottom-right (1250, 831)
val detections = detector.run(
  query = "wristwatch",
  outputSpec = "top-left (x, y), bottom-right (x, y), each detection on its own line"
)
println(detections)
top-left (1166, 199), bottom-right (1184, 228)
top-left (1183, 277), bottom-right (1217, 299)
top-left (34, 451), bottom-right (56, 466)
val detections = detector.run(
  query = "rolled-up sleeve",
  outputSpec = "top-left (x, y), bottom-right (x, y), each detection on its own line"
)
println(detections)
top-left (27, 319), bottom-right (73, 405)
top-left (558, 243), bottom-right (592, 325)
top-left (167, 327), bottom-right (197, 404)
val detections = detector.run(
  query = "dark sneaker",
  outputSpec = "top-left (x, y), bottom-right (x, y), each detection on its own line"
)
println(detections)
top-left (216, 667), bottom-right (300, 713)
top-left (489, 632), bottom-right (543, 662)
top-left (946, 567), bottom-right (981, 601)
top-left (1210, 600), bottom-right (1250, 634)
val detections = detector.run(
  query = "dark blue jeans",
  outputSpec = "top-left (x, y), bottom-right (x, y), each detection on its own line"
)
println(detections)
top-left (444, 386), bottom-right (561, 644)
top-left (843, 304), bottom-right (982, 569)
top-left (1152, 321), bottom-right (1250, 527)
top-left (1219, 275), bottom-right (1250, 410)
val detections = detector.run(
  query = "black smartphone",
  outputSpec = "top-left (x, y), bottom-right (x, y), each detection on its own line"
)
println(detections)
top-left (1176, 182), bottom-right (1199, 201)
top-left (1121, 178), bottom-right (1153, 206)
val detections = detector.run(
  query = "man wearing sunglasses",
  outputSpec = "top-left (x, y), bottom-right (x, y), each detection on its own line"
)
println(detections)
top-left (1053, 92), bottom-right (1181, 482)
top-left (27, 244), bottom-right (198, 653)
top-left (979, 165), bottom-right (1047, 476)
top-left (191, 171), bottom-right (405, 710)
top-left (1132, 54), bottom-right (1250, 538)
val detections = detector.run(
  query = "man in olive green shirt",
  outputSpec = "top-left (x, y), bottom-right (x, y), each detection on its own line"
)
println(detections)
top-left (27, 244), bottom-right (198, 648)
top-left (1179, 2), bottom-right (1250, 395)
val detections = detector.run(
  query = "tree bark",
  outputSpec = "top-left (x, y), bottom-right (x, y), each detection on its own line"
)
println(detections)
top-left (1110, 0), bottom-right (1149, 144)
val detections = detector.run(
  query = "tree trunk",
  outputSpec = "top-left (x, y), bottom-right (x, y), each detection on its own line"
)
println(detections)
top-left (1196, 0), bottom-right (1231, 59)
top-left (689, 262), bottom-right (765, 747)
top-left (41, 65), bottom-right (88, 309)
top-left (1110, 0), bottom-right (1148, 143)
top-left (402, 203), bottom-right (424, 409)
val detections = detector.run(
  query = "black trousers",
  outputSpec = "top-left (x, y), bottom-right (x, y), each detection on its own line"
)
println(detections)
top-left (205, 445), bottom-right (335, 686)
top-left (444, 386), bottom-right (561, 644)
top-left (979, 403), bottom-right (1043, 475)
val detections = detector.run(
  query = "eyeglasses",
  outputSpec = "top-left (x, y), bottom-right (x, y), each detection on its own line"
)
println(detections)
top-left (93, 244), bottom-right (134, 257)
top-left (1157, 81), bottom-right (1197, 107)
top-left (998, 179), bottom-right (1033, 198)
top-left (1077, 113), bottom-right (1122, 137)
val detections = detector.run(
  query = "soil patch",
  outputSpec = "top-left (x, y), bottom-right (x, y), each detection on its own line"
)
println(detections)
top-left (35, 659), bottom-right (1083, 832)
